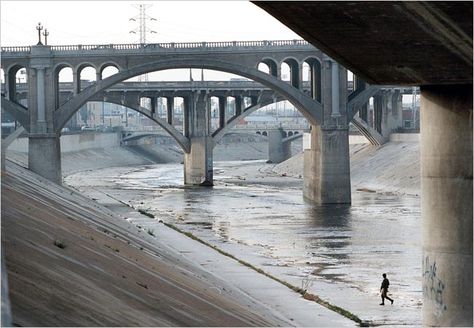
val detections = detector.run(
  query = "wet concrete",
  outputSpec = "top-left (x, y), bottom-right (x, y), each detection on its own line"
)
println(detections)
top-left (65, 160), bottom-right (422, 327)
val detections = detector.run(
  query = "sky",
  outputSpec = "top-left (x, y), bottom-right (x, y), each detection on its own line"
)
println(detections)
top-left (0, 1), bottom-right (301, 46)
top-left (1, 1), bottom-right (303, 81)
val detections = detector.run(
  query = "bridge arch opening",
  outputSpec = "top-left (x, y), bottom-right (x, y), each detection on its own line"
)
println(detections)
top-left (347, 70), bottom-right (354, 93)
top-left (55, 65), bottom-right (74, 109)
top-left (100, 65), bottom-right (119, 80)
top-left (303, 57), bottom-right (321, 102)
top-left (156, 97), bottom-right (168, 120)
top-left (282, 58), bottom-right (300, 89)
top-left (226, 96), bottom-right (236, 118)
top-left (210, 96), bottom-right (220, 133)
top-left (0, 68), bottom-right (5, 97)
top-left (173, 97), bottom-right (184, 132)
top-left (77, 64), bottom-right (97, 92)
top-left (5, 65), bottom-right (28, 105)
top-left (258, 58), bottom-right (278, 77)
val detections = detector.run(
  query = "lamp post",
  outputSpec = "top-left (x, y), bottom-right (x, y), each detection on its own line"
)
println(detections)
top-left (42, 29), bottom-right (49, 45)
top-left (36, 22), bottom-right (43, 45)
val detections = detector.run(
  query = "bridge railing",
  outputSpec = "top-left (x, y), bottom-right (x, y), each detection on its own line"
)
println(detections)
top-left (1, 39), bottom-right (310, 53)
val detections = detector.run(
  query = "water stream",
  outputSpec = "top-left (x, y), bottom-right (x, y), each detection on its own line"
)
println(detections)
top-left (66, 160), bottom-right (422, 325)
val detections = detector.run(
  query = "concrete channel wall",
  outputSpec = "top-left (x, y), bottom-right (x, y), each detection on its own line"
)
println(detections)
top-left (8, 132), bottom-right (121, 153)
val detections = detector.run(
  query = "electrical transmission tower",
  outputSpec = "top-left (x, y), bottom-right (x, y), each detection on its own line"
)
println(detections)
top-left (130, 3), bottom-right (157, 81)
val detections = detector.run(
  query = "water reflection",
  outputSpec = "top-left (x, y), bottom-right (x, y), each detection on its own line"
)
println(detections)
top-left (108, 162), bottom-right (421, 321)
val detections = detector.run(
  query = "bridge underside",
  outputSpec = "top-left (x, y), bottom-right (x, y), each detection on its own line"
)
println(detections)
top-left (255, 2), bottom-right (473, 326)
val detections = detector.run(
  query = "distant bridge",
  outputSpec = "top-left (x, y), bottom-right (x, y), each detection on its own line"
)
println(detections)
top-left (1, 39), bottom-right (404, 204)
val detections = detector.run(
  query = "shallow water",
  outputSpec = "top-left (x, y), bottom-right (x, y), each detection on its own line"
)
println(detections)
top-left (67, 160), bottom-right (422, 325)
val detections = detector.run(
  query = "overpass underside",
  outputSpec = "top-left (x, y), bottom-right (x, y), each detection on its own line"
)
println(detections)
top-left (255, 2), bottom-right (473, 326)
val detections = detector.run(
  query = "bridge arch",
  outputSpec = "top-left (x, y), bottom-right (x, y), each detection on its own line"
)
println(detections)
top-left (211, 95), bottom-right (281, 144)
top-left (98, 98), bottom-right (190, 153)
top-left (54, 64), bottom-right (74, 108)
top-left (54, 57), bottom-right (323, 133)
top-left (257, 58), bottom-right (278, 77)
top-left (75, 63), bottom-right (98, 91)
top-left (5, 65), bottom-right (28, 103)
top-left (98, 62), bottom-right (122, 78)
top-left (303, 57), bottom-right (322, 102)
top-left (281, 57), bottom-right (300, 89)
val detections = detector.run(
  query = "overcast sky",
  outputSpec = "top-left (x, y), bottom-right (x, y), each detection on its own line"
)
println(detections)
top-left (1, 1), bottom-right (304, 81)
top-left (1, 1), bottom-right (301, 46)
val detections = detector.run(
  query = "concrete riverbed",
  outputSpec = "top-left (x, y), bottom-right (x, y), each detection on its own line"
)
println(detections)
top-left (3, 136), bottom-right (422, 326)
top-left (64, 140), bottom-right (422, 327)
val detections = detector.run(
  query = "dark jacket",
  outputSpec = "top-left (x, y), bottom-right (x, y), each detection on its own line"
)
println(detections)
top-left (381, 278), bottom-right (390, 290)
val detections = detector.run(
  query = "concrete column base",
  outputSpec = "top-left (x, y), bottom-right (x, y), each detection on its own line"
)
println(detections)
top-left (28, 133), bottom-right (62, 184)
top-left (303, 125), bottom-right (351, 204)
top-left (421, 85), bottom-right (472, 327)
top-left (184, 136), bottom-right (213, 186)
top-left (267, 129), bottom-right (291, 163)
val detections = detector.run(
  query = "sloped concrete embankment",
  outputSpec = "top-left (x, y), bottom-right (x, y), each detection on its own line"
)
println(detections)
top-left (273, 134), bottom-right (420, 196)
top-left (1, 163), bottom-right (285, 326)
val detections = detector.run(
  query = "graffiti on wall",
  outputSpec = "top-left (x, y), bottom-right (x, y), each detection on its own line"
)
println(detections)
top-left (423, 255), bottom-right (447, 317)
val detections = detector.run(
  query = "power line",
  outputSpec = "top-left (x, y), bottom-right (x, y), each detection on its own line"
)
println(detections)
top-left (129, 3), bottom-right (157, 44)
top-left (129, 3), bottom-right (157, 83)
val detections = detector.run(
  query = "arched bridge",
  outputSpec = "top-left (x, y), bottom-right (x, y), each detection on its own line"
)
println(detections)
top-left (1, 39), bottom-right (398, 204)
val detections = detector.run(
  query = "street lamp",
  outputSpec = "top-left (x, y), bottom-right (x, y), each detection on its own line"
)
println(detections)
top-left (36, 22), bottom-right (43, 45)
top-left (42, 29), bottom-right (49, 45)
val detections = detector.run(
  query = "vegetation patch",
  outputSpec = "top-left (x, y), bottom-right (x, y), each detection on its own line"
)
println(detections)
top-left (53, 239), bottom-right (66, 249)
top-left (138, 209), bottom-right (155, 218)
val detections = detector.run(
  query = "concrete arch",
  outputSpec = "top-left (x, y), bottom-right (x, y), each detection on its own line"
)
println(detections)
top-left (53, 62), bottom-right (74, 73)
top-left (347, 85), bottom-right (381, 121)
top-left (102, 97), bottom-right (190, 153)
top-left (281, 57), bottom-right (300, 88)
top-left (5, 65), bottom-right (28, 102)
top-left (1, 98), bottom-right (30, 131)
top-left (76, 62), bottom-right (98, 73)
top-left (212, 96), bottom-right (279, 145)
top-left (302, 57), bottom-right (322, 101)
top-left (54, 64), bottom-right (74, 109)
top-left (98, 62), bottom-right (122, 75)
top-left (302, 56), bottom-right (322, 65)
top-left (258, 58), bottom-right (278, 77)
top-left (54, 57), bottom-right (322, 132)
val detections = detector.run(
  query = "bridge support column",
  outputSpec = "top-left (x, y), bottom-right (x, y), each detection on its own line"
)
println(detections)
top-left (166, 97), bottom-right (174, 125)
top-left (420, 85), bottom-right (472, 327)
top-left (28, 133), bottom-right (62, 184)
top-left (184, 92), bottom-right (213, 186)
top-left (303, 57), bottom-right (351, 204)
top-left (267, 128), bottom-right (291, 163)
top-left (184, 136), bottom-right (213, 186)
top-left (218, 96), bottom-right (226, 128)
top-left (303, 126), bottom-right (351, 203)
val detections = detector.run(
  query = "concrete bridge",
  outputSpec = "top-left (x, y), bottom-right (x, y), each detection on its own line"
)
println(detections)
top-left (2, 39), bottom-right (399, 203)
top-left (256, 3), bottom-right (472, 326)
top-left (122, 125), bottom-right (304, 164)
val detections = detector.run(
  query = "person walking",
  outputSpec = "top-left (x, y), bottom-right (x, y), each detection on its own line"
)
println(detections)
top-left (380, 273), bottom-right (394, 305)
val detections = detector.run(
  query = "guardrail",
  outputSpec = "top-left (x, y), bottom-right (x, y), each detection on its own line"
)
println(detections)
top-left (1, 39), bottom-right (310, 53)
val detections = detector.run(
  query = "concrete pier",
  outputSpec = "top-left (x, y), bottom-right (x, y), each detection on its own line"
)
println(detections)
top-left (183, 92), bottom-right (214, 186)
top-left (184, 136), bottom-right (213, 186)
top-left (28, 133), bottom-right (62, 184)
top-left (267, 128), bottom-right (291, 163)
top-left (303, 58), bottom-right (351, 204)
top-left (303, 125), bottom-right (351, 203)
top-left (420, 85), bottom-right (472, 327)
